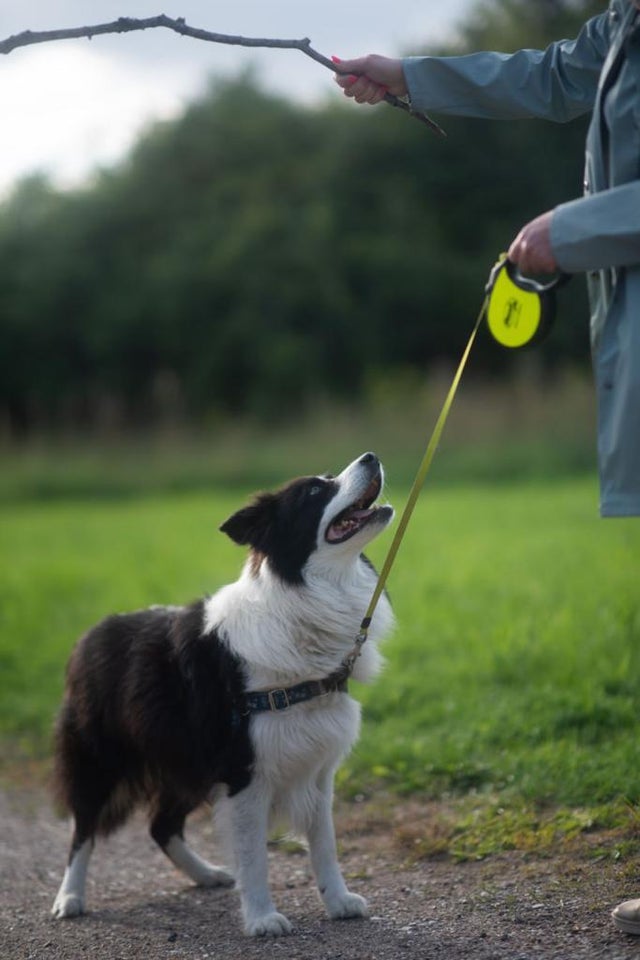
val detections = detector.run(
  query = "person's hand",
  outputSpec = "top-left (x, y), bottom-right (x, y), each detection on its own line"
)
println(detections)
top-left (508, 211), bottom-right (558, 275)
top-left (332, 55), bottom-right (408, 104)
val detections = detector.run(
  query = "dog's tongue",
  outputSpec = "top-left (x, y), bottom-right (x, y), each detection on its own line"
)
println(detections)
top-left (326, 507), bottom-right (374, 543)
top-left (326, 525), bottom-right (345, 542)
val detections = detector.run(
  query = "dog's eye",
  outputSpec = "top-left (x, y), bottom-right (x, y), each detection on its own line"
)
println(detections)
top-left (308, 484), bottom-right (323, 496)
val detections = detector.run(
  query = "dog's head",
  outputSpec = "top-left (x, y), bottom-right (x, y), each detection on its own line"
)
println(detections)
top-left (220, 453), bottom-right (394, 584)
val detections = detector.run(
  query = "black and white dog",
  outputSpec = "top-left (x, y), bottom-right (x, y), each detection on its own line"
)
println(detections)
top-left (51, 452), bottom-right (394, 936)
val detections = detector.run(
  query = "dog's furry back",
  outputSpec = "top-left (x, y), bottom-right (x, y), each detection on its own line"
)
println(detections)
top-left (53, 601), bottom-right (254, 837)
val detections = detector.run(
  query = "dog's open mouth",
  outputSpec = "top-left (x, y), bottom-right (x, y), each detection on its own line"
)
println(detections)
top-left (325, 474), bottom-right (384, 544)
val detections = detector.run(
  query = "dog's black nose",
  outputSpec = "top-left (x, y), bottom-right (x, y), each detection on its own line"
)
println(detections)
top-left (359, 452), bottom-right (378, 466)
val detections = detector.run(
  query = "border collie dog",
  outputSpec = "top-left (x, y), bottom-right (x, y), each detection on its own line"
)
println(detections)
top-left (52, 452), bottom-right (394, 936)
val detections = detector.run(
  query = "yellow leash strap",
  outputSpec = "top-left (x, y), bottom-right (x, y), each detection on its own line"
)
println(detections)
top-left (338, 292), bottom-right (489, 679)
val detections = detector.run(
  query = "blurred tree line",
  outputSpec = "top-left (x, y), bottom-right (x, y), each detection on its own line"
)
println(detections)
top-left (0, 0), bottom-right (602, 436)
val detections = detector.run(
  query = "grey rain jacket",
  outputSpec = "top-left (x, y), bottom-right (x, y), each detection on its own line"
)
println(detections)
top-left (404, 0), bottom-right (640, 516)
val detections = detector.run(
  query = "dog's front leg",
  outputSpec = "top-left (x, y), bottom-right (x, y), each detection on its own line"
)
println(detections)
top-left (308, 769), bottom-right (369, 921)
top-left (52, 832), bottom-right (93, 920)
top-left (227, 784), bottom-right (293, 937)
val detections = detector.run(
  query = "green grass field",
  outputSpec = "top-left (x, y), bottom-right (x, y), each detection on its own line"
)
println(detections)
top-left (2, 474), bottom-right (639, 856)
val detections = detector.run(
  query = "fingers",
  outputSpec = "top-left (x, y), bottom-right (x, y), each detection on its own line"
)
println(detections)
top-left (343, 77), bottom-right (389, 104)
top-left (332, 56), bottom-right (388, 104)
top-left (508, 212), bottom-right (558, 275)
top-left (331, 55), bottom-right (369, 75)
top-left (331, 54), bottom-right (407, 102)
top-left (508, 242), bottom-right (558, 275)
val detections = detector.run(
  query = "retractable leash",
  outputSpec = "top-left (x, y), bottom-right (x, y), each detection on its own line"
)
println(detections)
top-left (244, 254), bottom-right (571, 711)
top-left (332, 253), bottom-right (571, 683)
top-left (486, 254), bottom-right (571, 349)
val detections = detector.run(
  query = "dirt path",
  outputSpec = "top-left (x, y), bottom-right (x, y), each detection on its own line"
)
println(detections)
top-left (2, 783), bottom-right (638, 960)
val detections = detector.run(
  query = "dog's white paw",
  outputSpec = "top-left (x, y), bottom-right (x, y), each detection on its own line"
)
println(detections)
top-left (195, 866), bottom-right (234, 888)
top-left (326, 891), bottom-right (369, 920)
top-left (245, 911), bottom-right (293, 937)
top-left (51, 893), bottom-right (84, 920)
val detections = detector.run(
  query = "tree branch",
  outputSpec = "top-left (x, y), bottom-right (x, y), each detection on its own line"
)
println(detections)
top-left (0, 15), bottom-right (446, 137)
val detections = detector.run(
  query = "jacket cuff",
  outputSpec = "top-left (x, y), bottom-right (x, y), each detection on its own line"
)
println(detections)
top-left (551, 183), bottom-right (640, 273)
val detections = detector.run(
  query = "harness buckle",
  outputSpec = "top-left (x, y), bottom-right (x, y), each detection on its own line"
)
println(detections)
top-left (268, 688), bottom-right (291, 711)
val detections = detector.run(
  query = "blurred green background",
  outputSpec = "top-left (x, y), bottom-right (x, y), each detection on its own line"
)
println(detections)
top-left (4, 0), bottom-right (640, 856)
top-left (1, 0), bottom-right (601, 445)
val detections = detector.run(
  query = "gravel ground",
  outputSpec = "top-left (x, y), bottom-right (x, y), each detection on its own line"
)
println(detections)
top-left (2, 783), bottom-right (639, 960)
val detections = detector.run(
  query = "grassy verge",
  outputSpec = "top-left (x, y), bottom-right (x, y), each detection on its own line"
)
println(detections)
top-left (345, 480), bottom-right (640, 808)
top-left (2, 453), bottom-right (639, 859)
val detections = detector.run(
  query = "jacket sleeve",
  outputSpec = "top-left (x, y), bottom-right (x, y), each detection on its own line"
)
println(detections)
top-left (403, 14), bottom-right (610, 122)
top-left (551, 182), bottom-right (640, 272)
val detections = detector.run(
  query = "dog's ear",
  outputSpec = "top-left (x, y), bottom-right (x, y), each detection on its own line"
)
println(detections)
top-left (220, 494), bottom-right (277, 549)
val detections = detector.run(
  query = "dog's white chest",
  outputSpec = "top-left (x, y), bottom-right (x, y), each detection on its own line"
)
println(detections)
top-left (250, 694), bottom-right (361, 794)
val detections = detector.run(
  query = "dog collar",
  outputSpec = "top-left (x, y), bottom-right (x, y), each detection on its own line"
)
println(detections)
top-left (240, 676), bottom-right (348, 715)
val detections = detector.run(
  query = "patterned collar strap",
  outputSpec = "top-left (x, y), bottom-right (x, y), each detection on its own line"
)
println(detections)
top-left (241, 676), bottom-right (348, 714)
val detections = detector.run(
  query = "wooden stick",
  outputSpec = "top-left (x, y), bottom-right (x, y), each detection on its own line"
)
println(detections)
top-left (0, 15), bottom-right (446, 136)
